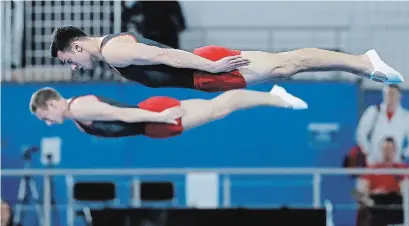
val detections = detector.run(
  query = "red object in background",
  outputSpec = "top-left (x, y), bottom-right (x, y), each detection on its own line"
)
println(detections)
top-left (363, 163), bottom-right (409, 193)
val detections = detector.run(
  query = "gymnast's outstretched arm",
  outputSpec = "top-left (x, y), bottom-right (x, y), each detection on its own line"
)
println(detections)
top-left (101, 41), bottom-right (250, 73)
top-left (69, 96), bottom-right (181, 124)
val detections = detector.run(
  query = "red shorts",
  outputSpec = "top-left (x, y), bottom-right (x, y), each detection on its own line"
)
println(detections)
top-left (137, 96), bottom-right (184, 138)
top-left (192, 45), bottom-right (247, 92)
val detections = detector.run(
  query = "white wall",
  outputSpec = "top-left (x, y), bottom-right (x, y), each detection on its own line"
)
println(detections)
top-left (178, 2), bottom-right (409, 89)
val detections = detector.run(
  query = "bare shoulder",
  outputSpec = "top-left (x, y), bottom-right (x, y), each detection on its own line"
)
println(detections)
top-left (101, 35), bottom-right (136, 51)
top-left (101, 35), bottom-right (139, 67)
top-left (69, 95), bottom-right (99, 116)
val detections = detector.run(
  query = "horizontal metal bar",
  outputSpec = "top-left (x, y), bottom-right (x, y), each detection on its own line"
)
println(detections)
top-left (1, 168), bottom-right (408, 176)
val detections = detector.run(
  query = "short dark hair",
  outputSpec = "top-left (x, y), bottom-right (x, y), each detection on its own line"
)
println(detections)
top-left (384, 136), bottom-right (395, 144)
top-left (50, 26), bottom-right (88, 57)
top-left (30, 87), bottom-right (62, 113)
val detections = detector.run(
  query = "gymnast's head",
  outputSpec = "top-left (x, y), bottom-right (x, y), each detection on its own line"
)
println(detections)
top-left (30, 87), bottom-right (67, 125)
top-left (50, 25), bottom-right (96, 70)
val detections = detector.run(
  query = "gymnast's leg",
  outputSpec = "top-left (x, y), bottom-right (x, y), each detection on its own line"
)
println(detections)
top-left (239, 48), bottom-right (403, 84)
top-left (180, 85), bottom-right (307, 130)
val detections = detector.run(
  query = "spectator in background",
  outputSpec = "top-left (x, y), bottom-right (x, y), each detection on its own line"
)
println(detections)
top-left (355, 137), bottom-right (408, 226)
top-left (343, 144), bottom-right (368, 172)
top-left (121, 1), bottom-right (186, 49)
top-left (356, 84), bottom-right (409, 164)
top-left (1, 200), bottom-right (13, 226)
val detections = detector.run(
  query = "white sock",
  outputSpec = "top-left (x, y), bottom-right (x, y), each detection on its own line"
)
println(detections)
top-left (365, 49), bottom-right (404, 84)
top-left (270, 85), bottom-right (308, 110)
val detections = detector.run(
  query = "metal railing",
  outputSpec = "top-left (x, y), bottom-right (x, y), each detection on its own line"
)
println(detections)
top-left (2, 167), bottom-right (409, 226)
top-left (183, 25), bottom-right (350, 52)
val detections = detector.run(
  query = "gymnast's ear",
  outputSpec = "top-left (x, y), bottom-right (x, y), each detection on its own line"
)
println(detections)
top-left (71, 42), bottom-right (82, 52)
top-left (46, 99), bottom-right (59, 108)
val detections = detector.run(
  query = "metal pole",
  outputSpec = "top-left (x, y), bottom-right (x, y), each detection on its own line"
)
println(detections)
top-left (43, 175), bottom-right (51, 226)
top-left (324, 200), bottom-right (334, 226)
top-left (223, 175), bottom-right (231, 207)
top-left (313, 173), bottom-right (321, 208)
top-left (403, 178), bottom-right (409, 226)
top-left (131, 177), bottom-right (141, 207)
top-left (12, 1), bottom-right (24, 69)
top-left (4, 0), bottom-right (12, 81)
top-left (0, 1), bottom-right (5, 76)
top-left (66, 175), bottom-right (74, 226)
top-left (113, 0), bottom-right (121, 33)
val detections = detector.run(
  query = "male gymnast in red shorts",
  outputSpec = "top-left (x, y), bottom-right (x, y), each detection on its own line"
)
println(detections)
top-left (50, 26), bottom-right (403, 92)
top-left (30, 85), bottom-right (306, 138)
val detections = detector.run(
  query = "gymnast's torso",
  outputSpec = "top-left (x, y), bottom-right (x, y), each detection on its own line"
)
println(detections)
top-left (100, 32), bottom-right (195, 89)
top-left (71, 95), bottom-right (146, 138)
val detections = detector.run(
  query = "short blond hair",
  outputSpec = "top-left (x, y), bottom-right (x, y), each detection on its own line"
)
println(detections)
top-left (29, 87), bottom-right (62, 113)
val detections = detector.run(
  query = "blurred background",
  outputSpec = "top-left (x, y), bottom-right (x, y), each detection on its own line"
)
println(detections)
top-left (1, 1), bottom-right (409, 226)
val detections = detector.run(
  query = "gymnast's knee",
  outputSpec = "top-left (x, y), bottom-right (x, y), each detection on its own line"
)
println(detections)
top-left (270, 49), bottom-right (313, 76)
top-left (210, 106), bottom-right (232, 121)
top-left (210, 92), bottom-right (242, 119)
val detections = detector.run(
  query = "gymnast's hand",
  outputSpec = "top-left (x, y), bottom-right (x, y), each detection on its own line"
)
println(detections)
top-left (210, 55), bottom-right (251, 73)
top-left (158, 106), bottom-right (185, 124)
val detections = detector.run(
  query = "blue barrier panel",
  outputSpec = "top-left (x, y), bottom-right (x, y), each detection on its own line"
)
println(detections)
top-left (1, 81), bottom-right (359, 226)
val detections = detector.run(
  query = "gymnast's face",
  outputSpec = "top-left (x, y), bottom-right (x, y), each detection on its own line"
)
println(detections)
top-left (57, 43), bottom-right (96, 71)
top-left (382, 140), bottom-right (396, 162)
top-left (34, 100), bottom-right (66, 125)
top-left (383, 85), bottom-right (401, 107)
